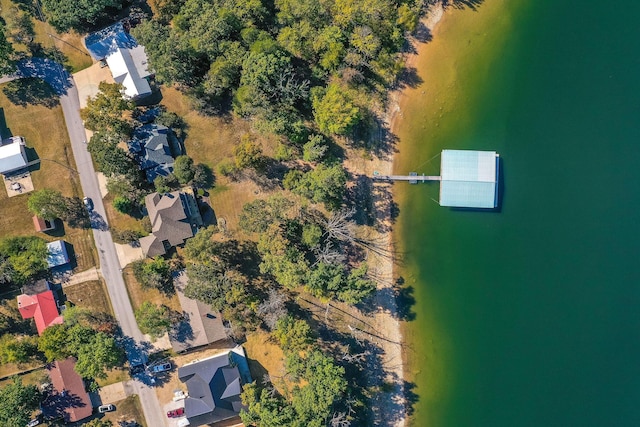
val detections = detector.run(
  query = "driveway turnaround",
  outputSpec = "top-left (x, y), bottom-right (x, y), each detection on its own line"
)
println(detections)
top-left (5, 58), bottom-right (167, 427)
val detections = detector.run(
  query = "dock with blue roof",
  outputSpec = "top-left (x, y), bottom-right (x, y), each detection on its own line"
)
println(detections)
top-left (372, 149), bottom-right (500, 209)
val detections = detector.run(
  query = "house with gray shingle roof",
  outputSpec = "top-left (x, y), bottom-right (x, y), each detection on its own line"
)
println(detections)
top-left (131, 124), bottom-right (175, 183)
top-left (139, 191), bottom-right (194, 257)
top-left (178, 346), bottom-right (252, 426)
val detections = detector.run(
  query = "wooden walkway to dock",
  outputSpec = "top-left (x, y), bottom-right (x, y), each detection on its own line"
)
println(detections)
top-left (372, 174), bottom-right (441, 183)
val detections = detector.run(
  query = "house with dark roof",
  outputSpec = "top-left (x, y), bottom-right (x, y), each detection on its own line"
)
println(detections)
top-left (171, 272), bottom-right (229, 353)
top-left (139, 191), bottom-right (195, 257)
top-left (21, 278), bottom-right (52, 297)
top-left (178, 346), bottom-right (252, 426)
top-left (130, 124), bottom-right (175, 183)
top-left (43, 358), bottom-right (93, 423)
top-left (17, 290), bottom-right (63, 335)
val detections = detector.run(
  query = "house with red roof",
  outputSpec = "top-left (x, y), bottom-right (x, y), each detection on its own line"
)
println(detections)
top-left (17, 290), bottom-right (63, 335)
top-left (43, 358), bottom-right (93, 423)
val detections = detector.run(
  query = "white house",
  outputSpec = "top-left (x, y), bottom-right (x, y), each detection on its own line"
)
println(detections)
top-left (0, 136), bottom-right (28, 175)
top-left (106, 44), bottom-right (152, 99)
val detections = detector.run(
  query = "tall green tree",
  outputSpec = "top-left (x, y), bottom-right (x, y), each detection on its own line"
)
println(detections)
top-left (239, 195), bottom-right (294, 233)
top-left (312, 84), bottom-right (361, 135)
top-left (272, 315), bottom-right (313, 352)
top-left (0, 378), bottom-right (39, 427)
top-left (0, 334), bottom-right (39, 365)
top-left (135, 302), bottom-right (172, 339)
top-left (131, 258), bottom-right (173, 292)
top-left (80, 82), bottom-right (134, 136)
top-left (41, 0), bottom-right (125, 33)
top-left (0, 237), bottom-right (48, 285)
top-left (283, 164), bottom-right (347, 210)
top-left (27, 189), bottom-right (67, 220)
top-left (173, 155), bottom-right (196, 184)
top-left (38, 324), bottom-right (122, 380)
top-left (0, 24), bottom-right (15, 76)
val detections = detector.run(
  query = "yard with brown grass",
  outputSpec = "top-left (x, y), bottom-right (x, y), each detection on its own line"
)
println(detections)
top-left (0, 83), bottom-right (97, 273)
top-left (122, 266), bottom-right (181, 313)
top-left (160, 88), bottom-right (282, 232)
top-left (1, 0), bottom-right (93, 72)
top-left (103, 193), bottom-right (150, 236)
top-left (102, 395), bottom-right (147, 427)
top-left (63, 280), bottom-right (112, 315)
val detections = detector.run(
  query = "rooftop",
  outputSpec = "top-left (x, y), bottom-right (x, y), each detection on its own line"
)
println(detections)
top-left (43, 358), bottom-right (93, 423)
top-left (178, 347), bottom-right (251, 426)
top-left (134, 124), bottom-right (174, 182)
top-left (46, 240), bottom-right (70, 268)
top-left (0, 136), bottom-right (28, 174)
top-left (171, 273), bottom-right (228, 352)
top-left (139, 191), bottom-right (194, 257)
top-left (17, 290), bottom-right (63, 335)
top-left (439, 149), bottom-right (499, 208)
top-left (106, 45), bottom-right (152, 99)
top-left (84, 22), bottom-right (137, 60)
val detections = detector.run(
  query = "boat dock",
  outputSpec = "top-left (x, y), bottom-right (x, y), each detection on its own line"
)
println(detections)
top-left (372, 172), bottom-right (441, 184)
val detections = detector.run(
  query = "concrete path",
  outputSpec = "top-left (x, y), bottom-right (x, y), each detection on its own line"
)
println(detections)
top-left (114, 242), bottom-right (144, 268)
top-left (4, 58), bottom-right (167, 427)
top-left (62, 267), bottom-right (100, 287)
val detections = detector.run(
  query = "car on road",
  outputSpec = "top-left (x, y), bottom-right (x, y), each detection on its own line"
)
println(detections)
top-left (167, 408), bottom-right (185, 418)
top-left (129, 363), bottom-right (145, 376)
top-left (83, 197), bottom-right (93, 210)
top-left (98, 404), bottom-right (115, 413)
top-left (150, 362), bottom-right (172, 373)
top-left (26, 418), bottom-right (41, 427)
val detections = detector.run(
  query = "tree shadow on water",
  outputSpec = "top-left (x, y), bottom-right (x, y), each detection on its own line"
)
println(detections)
top-left (446, 0), bottom-right (485, 10)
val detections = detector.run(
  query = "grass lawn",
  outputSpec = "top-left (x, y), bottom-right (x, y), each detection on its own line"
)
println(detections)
top-left (0, 83), bottom-right (97, 273)
top-left (0, 366), bottom-right (47, 388)
top-left (63, 280), bottom-right (112, 315)
top-left (160, 88), bottom-right (280, 232)
top-left (1, 0), bottom-right (93, 72)
top-left (244, 331), bottom-right (290, 393)
top-left (103, 193), bottom-right (150, 236)
top-left (103, 395), bottom-right (148, 427)
top-left (122, 266), bottom-right (181, 313)
top-left (96, 367), bottom-right (129, 388)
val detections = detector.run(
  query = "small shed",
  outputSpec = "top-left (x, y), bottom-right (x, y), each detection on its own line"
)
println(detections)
top-left (47, 240), bottom-right (70, 268)
top-left (439, 149), bottom-right (499, 208)
top-left (33, 216), bottom-right (56, 232)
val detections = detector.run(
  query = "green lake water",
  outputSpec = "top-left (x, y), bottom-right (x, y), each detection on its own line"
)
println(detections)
top-left (398, 1), bottom-right (640, 426)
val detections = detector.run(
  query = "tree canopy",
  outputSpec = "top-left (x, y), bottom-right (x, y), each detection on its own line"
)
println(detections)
top-left (0, 378), bottom-right (39, 427)
top-left (135, 302), bottom-right (172, 339)
top-left (27, 189), bottom-right (67, 220)
top-left (0, 237), bottom-right (48, 285)
top-left (0, 23), bottom-right (16, 76)
top-left (41, 0), bottom-right (125, 33)
top-left (38, 324), bottom-right (123, 379)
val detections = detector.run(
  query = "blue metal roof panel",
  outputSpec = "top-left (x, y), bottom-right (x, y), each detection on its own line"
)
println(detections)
top-left (441, 149), bottom-right (497, 182)
top-left (439, 181), bottom-right (497, 208)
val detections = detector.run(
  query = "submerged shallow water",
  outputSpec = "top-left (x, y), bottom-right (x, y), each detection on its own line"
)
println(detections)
top-left (397, 1), bottom-right (640, 426)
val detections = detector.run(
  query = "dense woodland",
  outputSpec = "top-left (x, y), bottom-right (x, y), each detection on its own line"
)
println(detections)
top-left (0, 0), bottom-right (431, 425)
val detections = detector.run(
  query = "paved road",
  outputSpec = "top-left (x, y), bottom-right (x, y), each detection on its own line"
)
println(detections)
top-left (6, 58), bottom-right (167, 427)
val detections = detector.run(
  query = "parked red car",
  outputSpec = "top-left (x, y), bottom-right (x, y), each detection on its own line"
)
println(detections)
top-left (167, 408), bottom-right (185, 418)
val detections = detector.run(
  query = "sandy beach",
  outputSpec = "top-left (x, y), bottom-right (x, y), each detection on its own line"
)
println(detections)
top-left (346, 3), bottom-right (446, 425)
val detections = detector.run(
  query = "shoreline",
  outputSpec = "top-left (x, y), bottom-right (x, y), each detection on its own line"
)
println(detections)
top-left (357, 3), bottom-right (446, 425)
